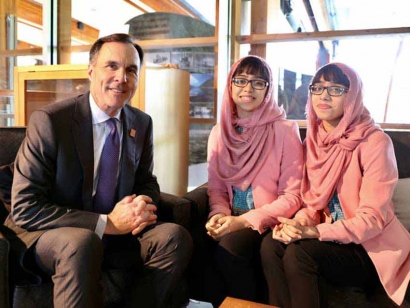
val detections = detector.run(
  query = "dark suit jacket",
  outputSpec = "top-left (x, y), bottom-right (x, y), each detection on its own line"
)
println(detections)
top-left (4, 93), bottom-right (160, 281)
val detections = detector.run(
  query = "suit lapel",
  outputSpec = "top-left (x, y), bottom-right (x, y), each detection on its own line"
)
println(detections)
top-left (72, 94), bottom-right (94, 211)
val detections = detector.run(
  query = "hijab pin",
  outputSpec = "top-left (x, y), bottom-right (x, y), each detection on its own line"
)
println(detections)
top-left (235, 125), bottom-right (244, 134)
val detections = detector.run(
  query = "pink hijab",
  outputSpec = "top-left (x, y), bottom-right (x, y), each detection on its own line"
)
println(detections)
top-left (301, 62), bottom-right (381, 209)
top-left (209, 55), bottom-right (286, 191)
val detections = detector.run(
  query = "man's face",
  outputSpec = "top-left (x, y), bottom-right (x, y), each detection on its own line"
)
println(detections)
top-left (88, 41), bottom-right (140, 116)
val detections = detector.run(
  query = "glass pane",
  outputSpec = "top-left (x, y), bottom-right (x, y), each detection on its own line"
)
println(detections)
top-left (25, 79), bottom-right (89, 123)
top-left (264, 36), bottom-right (410, 124)
top-left (0, 94), bottom-right (14, 127)
top-left (189, 123), bottom-right (212, 190)
top-left (242, 0), bottom-right (410, 34)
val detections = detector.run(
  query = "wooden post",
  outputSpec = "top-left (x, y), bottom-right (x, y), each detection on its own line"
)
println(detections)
top-left (250, 0), bottom-right (268, 58)
top-left (0, 0), bottom-right (16, 88)
top-left (57, 0), bottom-right (71, 64)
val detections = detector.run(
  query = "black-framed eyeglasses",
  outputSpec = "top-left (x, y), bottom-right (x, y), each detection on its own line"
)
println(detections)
top-left (232, 77), bottom-right (269, 90)
top-left (309, 85), bottom-right (349, 97)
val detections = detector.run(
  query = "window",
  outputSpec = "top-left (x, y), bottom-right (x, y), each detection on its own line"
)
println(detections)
top-left (234, 0), bottom-right (410, 127)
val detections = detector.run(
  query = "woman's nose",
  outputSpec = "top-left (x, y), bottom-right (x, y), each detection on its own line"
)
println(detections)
top-left (243, 81), bottom-right (253, 91)
top-left (320, 88), bottom-right (331, 99)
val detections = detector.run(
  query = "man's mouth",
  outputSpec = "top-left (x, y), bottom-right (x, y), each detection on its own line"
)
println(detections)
top-left (109, 87), bottom-right (126, 93)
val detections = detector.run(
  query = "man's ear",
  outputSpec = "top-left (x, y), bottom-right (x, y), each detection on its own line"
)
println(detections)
top-left (87, 64), bottom-right (93, 80)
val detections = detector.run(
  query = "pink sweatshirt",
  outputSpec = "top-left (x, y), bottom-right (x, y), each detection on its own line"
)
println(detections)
top-left (296, 130), bottom-right (410, 305)
top-left (207, 120), bottom-right (303, 233)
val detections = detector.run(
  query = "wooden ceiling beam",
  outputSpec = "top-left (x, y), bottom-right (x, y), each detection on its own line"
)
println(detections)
top-left (17, 0), bottom-right (42, 25)
top-left (139, 0), bottom-right (200, 19)
top-left (17, 0), bottom-right (98, 47)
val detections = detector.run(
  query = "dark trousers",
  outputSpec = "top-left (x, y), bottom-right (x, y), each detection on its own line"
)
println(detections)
top-left (190, 227), bottom-right (268, 307)
top-left (260, 234), bottom-right (380, 308)
top-left (31, 223), bottom-right (192, 308)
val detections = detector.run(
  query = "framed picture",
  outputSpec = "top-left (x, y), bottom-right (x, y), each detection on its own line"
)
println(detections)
top-left (171, 52), bottom-right (194, 70)
top-left (193, 52), bottom-right (215, 74)
top-left (189, 73), bottom-right (214, 119)
top-left (146, 52), bottom-right (171, 65)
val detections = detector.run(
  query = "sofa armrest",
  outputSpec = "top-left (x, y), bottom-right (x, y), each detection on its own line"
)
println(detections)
top-left (157, 192), bottom-right (191, 230)
top-left (0, 228), bottom-right (10, 308)
top-left (183, 183), bottom-right (209, 225)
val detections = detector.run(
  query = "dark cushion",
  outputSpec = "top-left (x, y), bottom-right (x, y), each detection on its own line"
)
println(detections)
top-left (0, 162), bottom-right (13, 224)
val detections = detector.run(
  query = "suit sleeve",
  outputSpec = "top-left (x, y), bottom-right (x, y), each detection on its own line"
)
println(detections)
top-left (11, 110), bottom-right (99, 231)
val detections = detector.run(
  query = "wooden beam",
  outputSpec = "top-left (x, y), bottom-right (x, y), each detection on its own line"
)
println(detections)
top-left (71, 20), bottom-right (99, 44)
top-left (237, 27), bottom-right (410, 44)
top-left (250, 0), bottom-right (268, 58)
top-left (123, 0), bottom-right (149, 13)
top-left (0, 47), bottom-right (42, 57)
top-left (17, 0), bottom-right (99, 47)
top-left (134, 36), bottom-right (218, 50)
top-left (17, 0), bottom-right (42, 25)
top-left (230, 0), bottom-right (241, 64)
top-left (139, 0), bottom-right (200, 20)
top-left (58, 0), bottom-right (72, 64)
top-left (61, 35), bottom-right (218, 54)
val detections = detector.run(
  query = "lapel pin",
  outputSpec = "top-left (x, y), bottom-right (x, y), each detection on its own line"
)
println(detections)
top-left (129, 129), bottom-right (136, 137)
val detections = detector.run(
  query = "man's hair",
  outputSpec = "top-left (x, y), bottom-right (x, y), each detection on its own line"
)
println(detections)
top-left (89, 33), bottom-right (144, 66)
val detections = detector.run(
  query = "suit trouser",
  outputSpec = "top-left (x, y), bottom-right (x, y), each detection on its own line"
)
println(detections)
top-left (260, 235), bottom-right (380, 308)
top-left (31, 222), bottom-right (192, 308)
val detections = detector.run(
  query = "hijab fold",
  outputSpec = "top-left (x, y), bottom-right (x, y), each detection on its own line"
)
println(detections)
top-left (301, 62), bottom-right (381, 209)
top-left (210, 56), bottom-right (286, 191)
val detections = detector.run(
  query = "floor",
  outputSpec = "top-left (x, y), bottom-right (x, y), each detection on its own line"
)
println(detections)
top-left (185, 299), bottom-right (213, 308)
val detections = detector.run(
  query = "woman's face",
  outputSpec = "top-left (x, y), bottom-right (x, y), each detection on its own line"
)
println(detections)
top-left (311, 76), bottom-right (347, 132)
top-left (231, 72), bottom-right (268, 118)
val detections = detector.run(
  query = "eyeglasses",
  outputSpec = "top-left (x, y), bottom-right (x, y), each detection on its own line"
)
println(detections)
top-left (232, 77), bottom-right (269, 90)
top-left (309, 85), bottom-right (349, 97)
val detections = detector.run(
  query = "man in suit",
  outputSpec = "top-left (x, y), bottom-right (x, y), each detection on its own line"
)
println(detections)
top-left (5, 33), bottom-right (192, 307)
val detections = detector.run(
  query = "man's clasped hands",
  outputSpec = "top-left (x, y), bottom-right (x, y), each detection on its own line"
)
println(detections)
top-left (106, 194), bottom-right (157, 236)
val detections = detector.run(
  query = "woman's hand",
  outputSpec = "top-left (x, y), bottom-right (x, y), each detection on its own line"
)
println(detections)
top-left (272, 217), bottom-right (319, 244)
top-left (206, 213), bottom-right (226, 232)
top-left (206, 214), bottom-right (250, 241)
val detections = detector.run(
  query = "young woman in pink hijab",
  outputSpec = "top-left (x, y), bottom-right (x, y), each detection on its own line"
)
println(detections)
top-left (260, 62), bottom-right (410, 307)
top-left (203, 55), bottom-right (303, 305)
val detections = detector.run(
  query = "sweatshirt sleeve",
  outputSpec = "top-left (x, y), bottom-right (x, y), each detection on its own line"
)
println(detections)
top-left (242, 121), bottom-right (303, 233)
top-left (207, 125), bottom-right (232, 219)
top-left (317, 132), bottom-right (398, 244)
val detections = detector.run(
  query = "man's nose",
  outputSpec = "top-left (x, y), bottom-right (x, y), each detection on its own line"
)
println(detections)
top-left (115, 68), bottom-right (127, 82)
